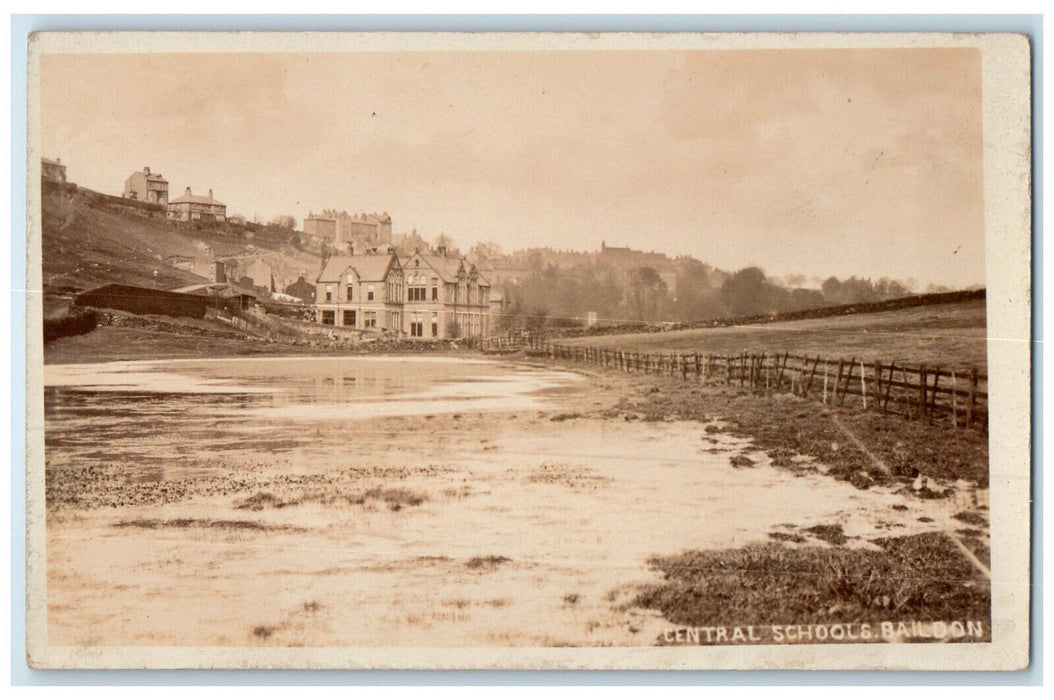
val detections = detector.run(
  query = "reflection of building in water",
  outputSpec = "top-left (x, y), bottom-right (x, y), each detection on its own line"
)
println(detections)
top-left (314, 248), bottom-right (491, 340)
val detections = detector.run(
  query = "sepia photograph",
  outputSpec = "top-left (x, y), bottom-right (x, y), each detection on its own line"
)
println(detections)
top-left (23, 31), bottom-right (1032, 670)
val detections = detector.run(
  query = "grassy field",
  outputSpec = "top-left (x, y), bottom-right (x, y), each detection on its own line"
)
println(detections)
top-left (40, 184), bottom-right (321, 295)
top-left (635, 532), bottom-right (990, 637)
top-left (564, 300), bottom-right (987, 369)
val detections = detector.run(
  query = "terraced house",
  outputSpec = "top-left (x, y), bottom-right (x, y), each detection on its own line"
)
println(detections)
top-left (315, 249), bottom-right (491, 339)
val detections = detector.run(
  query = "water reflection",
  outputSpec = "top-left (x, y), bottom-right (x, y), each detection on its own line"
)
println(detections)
top-left (43, 356), bottom-right (581, 476)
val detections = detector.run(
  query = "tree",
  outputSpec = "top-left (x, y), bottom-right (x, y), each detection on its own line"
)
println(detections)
top-left (270, 214), bottom-right (296, 230)
top-left (720, 266), bottom-right (772, 316)
top-left (627, 267), bottom-right (668, 321)
top-left (468, 241), bottom-right (504, 262)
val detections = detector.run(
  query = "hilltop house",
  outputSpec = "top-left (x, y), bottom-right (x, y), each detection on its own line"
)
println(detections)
top-left (166, 187), bottom-right (226, 222)
top-left (41, 157), bottom-right (67, 184)
top-left (303, 210), bottom-right (393, 250)
top-left (123, 166), bottom-right (169, 204)
top-left (303, 214), bottom-right (339, 244)
top-left (315, 248), bottom-right (491, 339)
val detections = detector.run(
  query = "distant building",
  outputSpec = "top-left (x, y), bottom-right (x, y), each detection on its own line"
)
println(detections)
top-left (303, 214), bottom-right (339, 244)
top-left (307, 210), bottom-right (393, 248)
top-left (41, 157), bottom-right (66, 184)
top-left (314, 249), bottom-right (491, 339)
top-left (166, 187), bottom-right (226, 222)
top-left (599, 240), bottom-right (669, 268)
top-left (342, 212), bottom-right (392, 246)
top-left (123, 166), bottom-right (169, 204)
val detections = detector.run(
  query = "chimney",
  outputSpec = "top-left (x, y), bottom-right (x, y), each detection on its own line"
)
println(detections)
top-left (185, 187), bottom-right (192, 195)
top-left (143, 166), bottom-right (150, 175)
top-left (208, 188), bottom-right (213, 199)
top-left (214, 261), bottom-right (226, 283)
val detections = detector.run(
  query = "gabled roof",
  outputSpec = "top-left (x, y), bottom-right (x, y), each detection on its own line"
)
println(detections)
top-left (401, 252), bottom-right (463, 283)
top-left (169, 191), bottom-right (225, 206)
top-left (402, 252), bottom-right (491, 286)
top-left (317, 253), bottom-right (400, 284)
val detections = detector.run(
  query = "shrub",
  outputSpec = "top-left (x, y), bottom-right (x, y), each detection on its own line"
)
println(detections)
top-left (43, 307), bottom-right (98, 343)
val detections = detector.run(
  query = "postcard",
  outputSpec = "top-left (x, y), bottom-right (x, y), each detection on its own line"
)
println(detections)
top-left (24, 30), bottom-right (1031, 670)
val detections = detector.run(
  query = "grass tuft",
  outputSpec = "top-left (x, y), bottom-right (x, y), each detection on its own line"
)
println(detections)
top-left (466, 555), bottom-right (512, 570)
top-left (632, 532), bottom-right (989, 629)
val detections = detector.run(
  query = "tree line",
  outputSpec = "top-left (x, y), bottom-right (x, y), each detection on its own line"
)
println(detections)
top-left (494, 256), bottom-right (923, 332)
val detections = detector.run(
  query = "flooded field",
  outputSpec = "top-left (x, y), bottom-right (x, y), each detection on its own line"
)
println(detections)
top-left (43, 355), bottom-right (983, 647)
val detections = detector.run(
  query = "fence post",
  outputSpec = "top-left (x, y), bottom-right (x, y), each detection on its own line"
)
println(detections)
top-left (951, 369), bottom-right (958, 428)
top-left (833, 360), bottom-right (844, 405)
top-left (968, 367), bottom-right (977, 428)
top-left (804, 356), bottom-right (819, 398)
top-left (874, 360), bottom-right (882, 412)
top-left (883, 362), bottom-right (895, 413)
top-left (919, 365), bottom-right (928, 421)
top-left (930, 366), bottom-right (941, 424)
top-left (823, 361), bottom-right (829, 404)
top-left (860, 359), bottom-right (867, 410)
top-left (840, 357), bottom-right (855, 407)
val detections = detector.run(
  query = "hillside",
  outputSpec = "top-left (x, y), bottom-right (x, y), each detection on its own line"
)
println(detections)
top-left (40, 181), bottom-right (322, 298)
top-left (562, 299), bottom-right (987, 369)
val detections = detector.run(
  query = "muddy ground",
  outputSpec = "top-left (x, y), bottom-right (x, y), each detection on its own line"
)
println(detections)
top-left (43, 354), bottom-right (991, 648)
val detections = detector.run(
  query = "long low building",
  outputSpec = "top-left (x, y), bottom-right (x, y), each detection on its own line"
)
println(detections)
top-left (166, 187), bottom-right (226, 222)
top-left (314, 248), bottom-right (492, 339)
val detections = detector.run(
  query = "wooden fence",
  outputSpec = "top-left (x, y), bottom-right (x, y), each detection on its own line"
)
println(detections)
top-left (207, 308), bottom-right (302, 344)
top-left (536, 339), bottom-right (988, 432)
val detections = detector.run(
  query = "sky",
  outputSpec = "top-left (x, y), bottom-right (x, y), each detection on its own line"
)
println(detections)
top-left (38, 48), bottom-right (985, 289)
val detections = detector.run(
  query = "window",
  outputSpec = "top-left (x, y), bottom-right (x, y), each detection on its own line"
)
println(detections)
top-left (407, 273), bottom-right (427, 302)
top-left (431, 278), bottom-right (438, 301)
top-left (343, 310), bottom-right (356, 327)
top-left (363, 311), bottom-right (377, 328)
top-left (367, 284), bottom-right (375, 301)
top-left (431, 312), bottom-right (438, 337)
top-left (346, 273), bottom-right (354, 301)
top-left (321, 310), bottom-right (335, 325)
top-left (325, 284), bottom-right (333, 302)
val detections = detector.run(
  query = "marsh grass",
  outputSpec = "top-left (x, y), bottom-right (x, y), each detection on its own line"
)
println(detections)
top-left (466, 555), bottom-right (512, 570)
top-left (633, 532), bottom-right (990, 628)
top-left (114, 518), bottom-right (302, 532)
top-left (234, 486), bottom-right (427, 512)
top-left (619, 380), bottom-right (989, 488)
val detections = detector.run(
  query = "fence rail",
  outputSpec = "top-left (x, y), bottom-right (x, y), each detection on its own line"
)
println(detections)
top-left (207, 308), bottom-right (302, 344)
top-left (534, 340), bottom-right (988, 432)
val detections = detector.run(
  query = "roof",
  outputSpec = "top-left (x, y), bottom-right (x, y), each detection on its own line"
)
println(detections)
top-left (169, 192), bottom-right (225, 206)
top-left (145, 173), bottom-right (168, 183)
top-left (403, 252), bottom-right (490, 286)
top-left (317, 254), bottom-right (399, 283)
top-left (41, 157), bottom-right (64, 166)
top-left (172, 282), bottom-right (255, 298)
